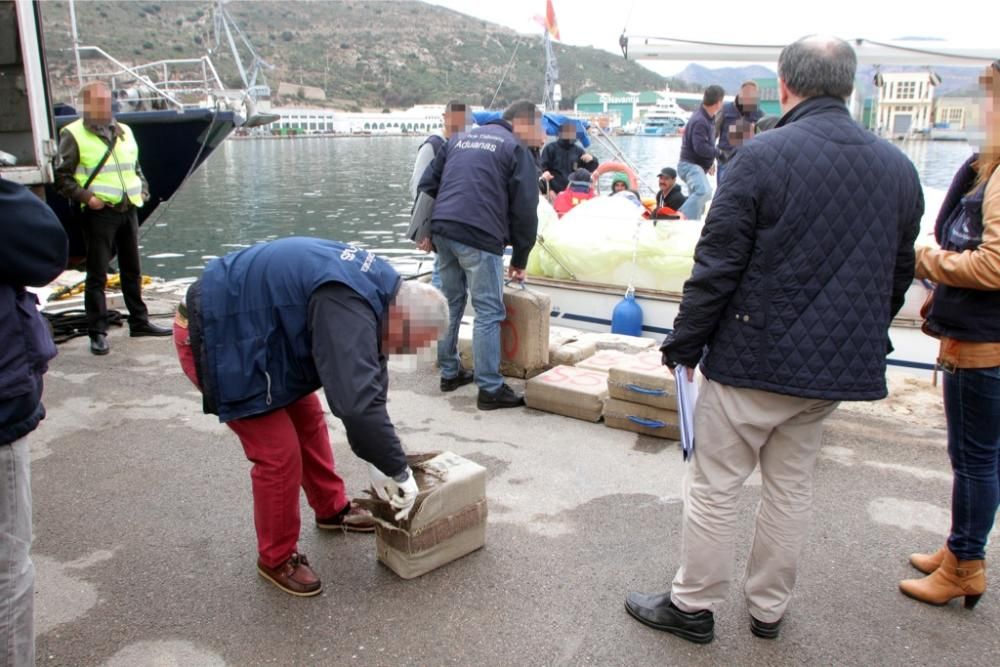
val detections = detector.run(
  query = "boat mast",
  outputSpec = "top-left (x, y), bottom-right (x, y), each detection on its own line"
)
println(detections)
top-left (68, 0), bottom-right (83, 88)
top-left (543, 30), bottom-right (559, 112)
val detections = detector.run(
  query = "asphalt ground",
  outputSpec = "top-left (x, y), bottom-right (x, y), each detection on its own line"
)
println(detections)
top-left (28, 307), bottom-right (999, 666)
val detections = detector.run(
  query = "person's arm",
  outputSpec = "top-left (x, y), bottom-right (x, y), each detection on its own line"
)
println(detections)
top-left (507, 143), bottom-right (540, 269)
top-left (410, 142), bottom-right (436, 200)
top-left (53, 131), bottom-right (92, 204)
top-left (888, 169), bottom-right (924, 319)
top-left (660, 150), bottom-right (758, 367)
top-left (916, 169), bottom-right (1000, 290)
top-left (417, 139), bottom-right (449, 198)
top-left (0, 180), bottom-right (69, 287)
top-left (136, 156), bottom-right (150, 201)
top-left (308, 283), bottom-right (408, 477)
top-left (691, 116), bottom-right (721, 161)
top-left (539, 142), bottom-right (556, 172)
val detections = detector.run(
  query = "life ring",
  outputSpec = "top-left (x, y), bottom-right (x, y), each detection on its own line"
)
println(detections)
top-left (591, 161), bottom-right (638, 191)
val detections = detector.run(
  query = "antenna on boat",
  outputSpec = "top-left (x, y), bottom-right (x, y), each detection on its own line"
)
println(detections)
top-left (211, 0), bottom-right (272, 100)
top-left (68, 0), bottom-right (83, 87)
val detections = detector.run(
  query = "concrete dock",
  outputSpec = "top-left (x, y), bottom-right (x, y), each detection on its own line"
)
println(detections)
top-left (29, 296), bottom-right (999, 666)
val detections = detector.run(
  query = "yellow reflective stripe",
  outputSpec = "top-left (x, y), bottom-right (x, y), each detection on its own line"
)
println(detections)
top-left (89, 184), bottom-right (126, 197)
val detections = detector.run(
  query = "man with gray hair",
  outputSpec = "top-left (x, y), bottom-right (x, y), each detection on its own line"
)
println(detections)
top-left (626, 35), bottom-right (922, 643)
top-left (174, 237), bottom-right (448, 597)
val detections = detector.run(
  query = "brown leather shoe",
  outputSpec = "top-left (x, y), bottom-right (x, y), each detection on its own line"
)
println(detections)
top-left (316, 502), bottom-right (377, 533)
top-left (909, 545), bottom-right (948, 575)
top-left (257, 552), bottom-right (322, 597)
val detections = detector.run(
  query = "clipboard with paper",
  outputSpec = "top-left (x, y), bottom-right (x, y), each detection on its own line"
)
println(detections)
top-left (674, 368), bottom-right (698, 461)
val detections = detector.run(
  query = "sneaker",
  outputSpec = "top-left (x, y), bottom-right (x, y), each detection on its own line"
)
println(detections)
top-left (257, 552), bottom-right (322, 597)
top-left (749, 615), bottom-right (782, 639)
top-left (624, 591), bottom-right (714, 644)
top-left (440, 368), bottom-right (475, 393)
top-left (476, 383), bottom-right (525, 411)
top-left (316, 502), bottom-right (376, 533)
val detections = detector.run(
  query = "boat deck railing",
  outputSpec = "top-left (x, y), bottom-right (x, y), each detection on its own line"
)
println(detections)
top-left (73, 45), bottom-right (252, 112)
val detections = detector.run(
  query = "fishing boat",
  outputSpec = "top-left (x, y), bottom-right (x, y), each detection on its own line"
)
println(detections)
top-left (2, 0), bottom-right (271, 260)
top-left (524, 193), bottom-right (943, 373)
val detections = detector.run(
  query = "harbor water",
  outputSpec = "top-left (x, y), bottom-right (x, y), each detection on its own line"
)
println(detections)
top-left (139, 135), bottom-right (973, 280)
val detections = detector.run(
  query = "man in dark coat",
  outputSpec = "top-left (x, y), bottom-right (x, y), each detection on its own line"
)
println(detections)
top-left (677, 85), bottom-right (724, 220)
top-left (625, 35), bottom-right (924, 644)
top-left (540, 121), bottom-right (598, 194)
top-left (0, 178), bottom-right (68, 666)
top-left (716, 80), bottom-right (764, 183)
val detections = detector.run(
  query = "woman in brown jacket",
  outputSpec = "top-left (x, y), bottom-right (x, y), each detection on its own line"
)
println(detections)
top-left (900, 61), bottom-right (1000, 609)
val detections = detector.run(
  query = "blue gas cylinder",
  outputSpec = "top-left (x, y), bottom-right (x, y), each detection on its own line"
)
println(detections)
top-left (611, 291), bottom-right (643, 336)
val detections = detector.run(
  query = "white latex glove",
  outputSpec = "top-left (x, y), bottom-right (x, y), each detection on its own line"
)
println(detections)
top-left (368, 464), bottom-right (419, 521)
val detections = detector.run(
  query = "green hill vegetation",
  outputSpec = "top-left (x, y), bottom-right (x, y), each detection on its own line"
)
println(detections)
top-left (40, 0), bottom-right (694, 110)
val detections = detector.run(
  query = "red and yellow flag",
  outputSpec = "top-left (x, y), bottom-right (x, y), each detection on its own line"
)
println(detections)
top-left (534, 0), bottom-right (560, 41)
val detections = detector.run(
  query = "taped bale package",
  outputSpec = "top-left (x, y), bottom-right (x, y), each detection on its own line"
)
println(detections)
top-left (607, 351), bottom-right (678, 410)
top-left (603, 398), bottom-right (681, 440)
top-left (550, 335), bottom-right (598, 366)
top-left (576, 349), bottom-right (639, 374)
top-left (577, 332), bottom-right (658, 354)
top-left (524, 365), bottom-right (608, 421)
top-left (355, 452), bottom-right (487, 579)
top-left (500, 284), bottom-right (550, 378)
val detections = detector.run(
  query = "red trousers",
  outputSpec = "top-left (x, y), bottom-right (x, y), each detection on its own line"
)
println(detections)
top-left (174, 321), bottom-right (348, 567)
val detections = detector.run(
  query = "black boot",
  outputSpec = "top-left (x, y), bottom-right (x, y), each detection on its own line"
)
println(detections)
top-left (624, 591), bottom-right (714, 644)
top-left (476, 383), bottom-right (525, 410)
top-left (130, 321), bottom-right (172, 337)
top-left (89, 333), bottom-right (110, 356)
top-left (440, 368), bottom-right (475, 392)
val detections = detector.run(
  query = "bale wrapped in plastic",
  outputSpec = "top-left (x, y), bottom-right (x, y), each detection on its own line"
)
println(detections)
top-left (526, 196), bottom-right (702, 294)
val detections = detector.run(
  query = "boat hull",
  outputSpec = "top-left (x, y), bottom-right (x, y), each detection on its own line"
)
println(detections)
top-left (526, 275), bottom-right (937, 374)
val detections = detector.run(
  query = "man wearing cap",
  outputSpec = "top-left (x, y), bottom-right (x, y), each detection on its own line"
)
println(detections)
top-left (653, 167), bottom-right (687, 219)
top-left (553, 168), bottom-right (596, 217)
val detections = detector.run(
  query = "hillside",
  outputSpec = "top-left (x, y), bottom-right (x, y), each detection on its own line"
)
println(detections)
top-left (39, 0), bottom-right (694, 110)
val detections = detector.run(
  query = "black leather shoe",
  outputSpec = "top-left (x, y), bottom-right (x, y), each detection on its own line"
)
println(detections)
top-left (624, 591), bottom-right (714, 644)
top-left (440, 369), bottom-right (475, 393)
top-left (130, 321), bottom-right (172, 337)
top-left (89, 333), bottom-right (110, 356)
top-left (477, 383), bottom-right (525, 411)
top-left (749, 615), bottom-right (782, 639)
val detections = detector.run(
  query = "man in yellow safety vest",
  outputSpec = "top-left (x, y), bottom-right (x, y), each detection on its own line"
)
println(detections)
top-left (55, 81), bottom-right (171, 355)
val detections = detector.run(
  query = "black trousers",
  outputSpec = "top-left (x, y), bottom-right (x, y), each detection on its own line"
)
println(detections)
top-left (82, 206), bottom-right (149, 335)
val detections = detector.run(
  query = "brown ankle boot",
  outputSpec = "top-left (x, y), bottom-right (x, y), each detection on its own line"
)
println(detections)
top-left (899, 548), bottom-right (985, 609)
top-left (909, 545), bottom-right (948, 575)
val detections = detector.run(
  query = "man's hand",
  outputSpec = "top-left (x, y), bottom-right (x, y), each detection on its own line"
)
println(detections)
top-left (580, 153), bottom-right (594, 163)
top-left (708, 164), bottom-right (717, 176)
top-left (541, 171), bottom-right (554, 181)
top-left (416, 237), bottom-right (433, 253)
top-left (507, 265), bottom-right (526, 283)
top-left (86, 195), bottom-right (105, 210)
top-left (368, 464), bottom-right (419, 521)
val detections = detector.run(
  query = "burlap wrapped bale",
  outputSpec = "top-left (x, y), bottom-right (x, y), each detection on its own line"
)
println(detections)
top-left (603, 398), bottom-right (681, 440)
top-left (355, 452), bottom-right (487, 580)
top-left (607, 351), bottom-right (677, 410)
top-left (576, 349), bottom-right (638, 373)
top-left (500, 285), bottom-right (551, 378)
top-left (525, 365), bottom-right (608, 422)
top-left (577, 332), bottom-right (658, 354)
top-left (550, 336), bottom-right (598, 366)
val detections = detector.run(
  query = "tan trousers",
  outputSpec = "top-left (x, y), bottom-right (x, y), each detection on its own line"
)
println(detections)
top-left (670, 379), bottom-right (839, 622)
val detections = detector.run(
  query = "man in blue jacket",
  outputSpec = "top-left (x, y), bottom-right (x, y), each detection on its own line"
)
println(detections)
top-left (175, 238), bottom-right (449, 597)
top-left (716, 80), bottom-right (764, 184)
top-left (0, 178), bottom-right (68, 667)
top-left (677, 85), bottom-right (725, 220)
top-left (419, 99), bottom-right (541, 410)
top-left (625, 35), bottom-right (923, 643)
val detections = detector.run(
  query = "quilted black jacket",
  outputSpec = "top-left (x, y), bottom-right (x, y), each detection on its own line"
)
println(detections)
top-left (661, 96), bottom-right (924, 401)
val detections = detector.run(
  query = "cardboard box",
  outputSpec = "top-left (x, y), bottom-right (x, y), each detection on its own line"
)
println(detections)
top-left (603, 398), bottom-right (681, 440)
top-left (500, 285), bottom-right (551, 378)
top-left (356, 452), bottom-right (487, 580)
top-left (576, 349), bottom-right (638, 373)
top-left (525, 365), bottom-right (608, 421)
top-left (607, 351), bottom-right (678, 410)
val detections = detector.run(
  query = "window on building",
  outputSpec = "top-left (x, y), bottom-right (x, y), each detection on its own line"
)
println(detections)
top-left (896, 82), bottom-right (916, 99)
top-left (948, 108), bottom-right (964, 123)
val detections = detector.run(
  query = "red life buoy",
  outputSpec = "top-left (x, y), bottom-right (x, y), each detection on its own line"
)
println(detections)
top-left (591, 161), bottom-right (638, 191)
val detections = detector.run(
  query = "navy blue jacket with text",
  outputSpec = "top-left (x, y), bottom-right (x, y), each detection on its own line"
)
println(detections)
top-left (419, 118), bottom-right (539, 268)
top-left (661, 96), bottom-right (924, 401)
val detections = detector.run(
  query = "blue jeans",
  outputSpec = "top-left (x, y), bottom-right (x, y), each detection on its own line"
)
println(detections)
top-left (943, 366), bottom-right (1000, 561)
top-left (716, 160), bottom-right (728, 185)
top-left (677, 160), bottom-right (713, 220)
top-left (0, 437), bottom-right (34, 667)
top-left (434, 236), bottom-right (505, 394)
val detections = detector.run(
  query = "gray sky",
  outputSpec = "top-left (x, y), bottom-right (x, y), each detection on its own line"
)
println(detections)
top-left (425, 0), bottom-right (996, 75)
